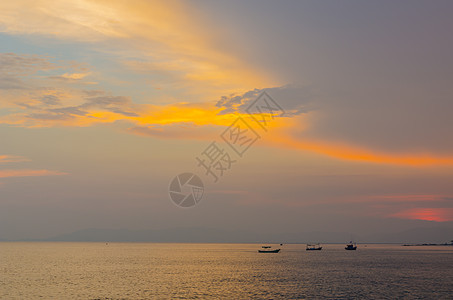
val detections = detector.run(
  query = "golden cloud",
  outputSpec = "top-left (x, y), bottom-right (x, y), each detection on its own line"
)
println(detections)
top-left (0, 0), bottom-right (274, 98)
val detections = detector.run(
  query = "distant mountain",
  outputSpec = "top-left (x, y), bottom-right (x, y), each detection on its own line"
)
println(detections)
top-left (43, 227), bottom-right (356, 243)
top-left (44, 228), bottom-right (268, 243)
top-left (37, 224), bottom-right (453, 244)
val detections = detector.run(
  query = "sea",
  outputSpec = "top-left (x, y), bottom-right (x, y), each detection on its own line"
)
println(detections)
top-left (1, 243), bottom-right (452, 299)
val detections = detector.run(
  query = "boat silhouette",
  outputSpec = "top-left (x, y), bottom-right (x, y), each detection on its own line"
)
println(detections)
top-left (345, 241), bottom-right (357, 250)
top-left (258, 246), bottom-right (281, 253)
top-left (306, 243), bottom-right (322, 251)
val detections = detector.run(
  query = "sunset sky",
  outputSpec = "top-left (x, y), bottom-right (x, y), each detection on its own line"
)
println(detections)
top-left (1, 0), bottom-right (453, 240)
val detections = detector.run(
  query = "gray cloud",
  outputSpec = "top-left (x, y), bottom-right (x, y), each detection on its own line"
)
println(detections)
top-left (82, 95), bottom-right (139, 117)
top-left (26, 105), bottom-right (89, 120)
top-left (24, 94), bottom-right (139, 121)
top-left (85, 96), bottom-right (130, 106)
top-left (0, 53), bottom-right (55, 90)
top-left (218, 78), bottom-right (453, 155)
top-left (49, 106), bottom-right (88, 116)
top-left (0, 53), bottom-right (54, 76)
top-left (27, 112), bottom-right (75, 120)
top-left (81, 95), bottom-right (138, 117)
top-left (294, 84), bottom-right (453, 154)
top-left (39, 95), bottom-right (61, 106)
top-left (23, 93), bottom-right (139, 122)
top-left (82, 90), bottom-right (105, 97)
top-left (0, 53), bottom-right (137, 124)
top-left (0, 76), bottom-right (25, 89)
top-left (216, 84), bottom-right (315, 116)
top-left (105, 107), bottom-right (139, 117)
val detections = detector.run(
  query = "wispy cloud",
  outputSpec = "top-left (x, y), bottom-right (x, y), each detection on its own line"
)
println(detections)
top-left (265, 128), bottom-right (453, 166)
top-left (0, 55), bottom-right (244, 128)
top-left (50, 72), bottom-right (91, 81)
top-left (0, 52), bottom-right (55, 90)
top-left (128, 123), bottom-right (222, 141)
top-left (0, 154), bottom-right (67, 181)
top-left (0, 155), bottom-right (29, 163)
top-left (0, 52), bottom-right (54, 76)
top-left (0, 169), bottom-right (67, 178)
top-left (0, 0), bottom-right (273, 98)
top-left (216, 84), bottom-right (314, 116)
top-left (3, 57), bottom-right (453, 167)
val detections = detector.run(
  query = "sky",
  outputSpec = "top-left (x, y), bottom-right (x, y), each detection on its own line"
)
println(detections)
top-left (1, 0), bottom-right (453, 241)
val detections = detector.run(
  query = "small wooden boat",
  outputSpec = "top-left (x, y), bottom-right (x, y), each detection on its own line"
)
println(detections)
top-left (306, 243), bottom-right (322, 251)
top-left (258, 246), bottom-right (281, 253)
top-left (345, 241), bottom-right (357, 250)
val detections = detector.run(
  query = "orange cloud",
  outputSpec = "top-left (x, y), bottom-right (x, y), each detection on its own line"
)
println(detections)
top-left (58, 72), bottom-right (91, 80)
top-left (128, 123), bottom-right (222, 141)
top-left (1, 50), bottom-right (451, 167)
top-left (0, 155), bottom-right (29, 163)
top-left (0, 97), bottom-right (250, 129)
top-left (0, 153), bottom-right (67, 180)
top-left (265, 118), bottom-right (453, 166)
top-left (131, 103), bottom-right (241, 127)
top-left (4, 86), bottom-right (453, 168)
top-left (131, 107), bottom-right (453, 167)
top-left (0, 169), bottom-right (67, 178)
top-left (275, 137), bottom-right (453, 166)
top-left (392, 208), bottom-right (453, 222)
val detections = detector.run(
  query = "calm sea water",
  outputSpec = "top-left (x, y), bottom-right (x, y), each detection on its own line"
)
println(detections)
top-left (1, 243), bottom-right (452, 299)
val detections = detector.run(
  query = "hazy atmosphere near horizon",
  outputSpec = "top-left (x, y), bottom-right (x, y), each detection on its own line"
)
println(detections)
top-left (2, 1), bottom-right (453, 299)
top-left (1, 0), bottom-right (453, 244)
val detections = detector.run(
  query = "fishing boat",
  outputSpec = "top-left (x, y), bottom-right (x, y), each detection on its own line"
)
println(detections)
top-left (306, 243), bottom-right (322, 251)
top-left (258, 246), bottom-right (281, 253)
top-left (345, 241), bottom-right (357, 250)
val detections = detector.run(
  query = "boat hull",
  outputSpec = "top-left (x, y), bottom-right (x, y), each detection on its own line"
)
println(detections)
top-left (306, 247), bottom-right (322, 251)
top-left (258, 249), bottom-right (281, 253)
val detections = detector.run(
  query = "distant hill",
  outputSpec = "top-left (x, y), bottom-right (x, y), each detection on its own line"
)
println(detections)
top-left (44, 228), bottom-right (268, 243)
top-left (33, 224), bottom-right (453, 244)
top-left (39, 227), bottom-right (356, 243)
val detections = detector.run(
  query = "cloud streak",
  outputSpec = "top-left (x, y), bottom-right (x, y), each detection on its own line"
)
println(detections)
top-left (0, 154), bottom-right (66, 182)
top-left (266, 130), bottom-right (453, 166)
top-left (0, 169), bottom-right (67, 178)
top-left (0, 155), bottom-right (29, 163)
top-left (3, 59), bottom-right (453, 168)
